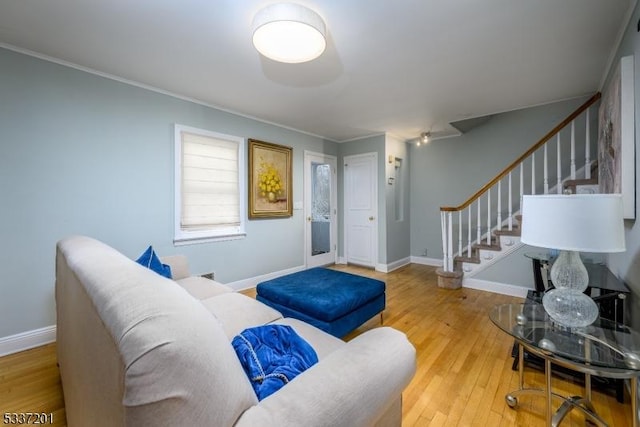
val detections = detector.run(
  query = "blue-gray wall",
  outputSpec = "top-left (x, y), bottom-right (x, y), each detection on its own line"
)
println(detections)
top-left (408, 96), bottom-right (594, 262)
top-left (0, 47), bottom-right (337, 338)
top-left (385, 135), bottom-right (411, 265)
top-left (605, 1), bottom-right (640, 330)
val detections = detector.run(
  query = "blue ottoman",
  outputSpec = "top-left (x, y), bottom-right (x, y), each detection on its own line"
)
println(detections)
top-left (256, 267), bottom-right (385, 338)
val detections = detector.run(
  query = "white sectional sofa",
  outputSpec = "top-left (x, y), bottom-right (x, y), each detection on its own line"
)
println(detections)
top-left (55, 236), bottom-right (416, 427)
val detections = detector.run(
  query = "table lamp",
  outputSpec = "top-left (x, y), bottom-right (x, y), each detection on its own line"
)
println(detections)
top-left (521, 194), bottom-right (625, 328)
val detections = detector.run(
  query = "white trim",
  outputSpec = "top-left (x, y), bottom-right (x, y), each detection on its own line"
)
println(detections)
top-left (338, 132), bottom-right (386, 143)
top-left (224, 265), bottom-right (306, 291)
top-left (0, 43), bottom-right (340, 143)
top-left (336, 256), bottom-right (347, 264)
top-left (0, 325), bottom-right (56, 357)
top-left (463, 278), bottom-right (531, 298)
top-left (375, 256), bottom-right (411, 273)
top-left (410, 256), bottom-right (444, 267)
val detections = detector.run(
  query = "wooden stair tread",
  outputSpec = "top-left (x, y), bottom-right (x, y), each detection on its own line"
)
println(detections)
top-left (473, 243), bottom-right (501, 251)
top-left (494, 229), bottom-right (521, 236)
top-left (454, 255), bottom-right (480, 264)
top-left (564, 178), bottom-right (598, 186)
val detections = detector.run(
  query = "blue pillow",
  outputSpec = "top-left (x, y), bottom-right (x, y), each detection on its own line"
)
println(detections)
top-left (135, 246), bottom-right (172, 279)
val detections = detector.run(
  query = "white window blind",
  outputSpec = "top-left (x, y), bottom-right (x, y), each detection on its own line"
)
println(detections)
top-left (175, 125), bottom-right (245, 244)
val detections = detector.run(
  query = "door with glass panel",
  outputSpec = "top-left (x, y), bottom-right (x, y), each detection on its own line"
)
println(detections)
top-left (304, 152), bottom-right (337, 268)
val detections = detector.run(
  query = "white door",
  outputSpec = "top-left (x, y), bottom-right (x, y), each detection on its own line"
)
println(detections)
top-left (344, 152), bottom-right (378, 267)
top-left (304, 152), bottom-right (337, 268)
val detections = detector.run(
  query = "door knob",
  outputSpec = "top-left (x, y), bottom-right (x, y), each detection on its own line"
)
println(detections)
top-left (369, 216), bottom-right (375, 221)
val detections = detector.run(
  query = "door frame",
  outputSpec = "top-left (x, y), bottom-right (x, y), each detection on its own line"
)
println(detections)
top-left (303, 151), bottom-right (338, 268)
top-left (343, 152), bottom-right (378, 267)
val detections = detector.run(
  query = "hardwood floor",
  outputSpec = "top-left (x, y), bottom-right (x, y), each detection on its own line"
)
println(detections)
top-left (0, 263), bottom-right (633, 426)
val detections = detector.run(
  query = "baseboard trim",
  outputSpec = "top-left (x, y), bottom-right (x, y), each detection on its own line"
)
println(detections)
top-left (0, 325), bottom-right (56, 357)
top-left (410, 256), bottom-right (444, 267)
top-left (376, 257), bottom-right (411, 273)
top-left (225, 265), bottom-right (306, 291)
top-left (336, 257), bottom-right (347, 265)
top-left (463, 277), bottom-right (531, 298)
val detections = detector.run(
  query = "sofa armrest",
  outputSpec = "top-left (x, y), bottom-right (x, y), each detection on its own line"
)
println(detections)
top-left (235, 327), bottom-right (416, 427)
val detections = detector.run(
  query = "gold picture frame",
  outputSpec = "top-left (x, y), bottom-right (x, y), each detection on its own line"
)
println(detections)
top-left (248, 139), bottom-right (293, 218)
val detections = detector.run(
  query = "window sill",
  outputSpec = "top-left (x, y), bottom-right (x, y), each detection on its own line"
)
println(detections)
top-left (173, 232), bottom-right (247, 246)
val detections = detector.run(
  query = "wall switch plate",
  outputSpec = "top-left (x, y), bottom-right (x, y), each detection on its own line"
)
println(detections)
top-left (293, 201), bottom-right (303, 210)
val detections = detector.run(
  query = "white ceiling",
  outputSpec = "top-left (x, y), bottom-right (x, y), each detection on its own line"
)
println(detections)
top-left (0, 0), bottom-right (633, 142)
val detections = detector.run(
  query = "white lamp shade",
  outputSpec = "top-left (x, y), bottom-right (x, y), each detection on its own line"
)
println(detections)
top-left (521, 194), bottom-right (625, 252)
top-left (252, 3), bottom-right (326, 63)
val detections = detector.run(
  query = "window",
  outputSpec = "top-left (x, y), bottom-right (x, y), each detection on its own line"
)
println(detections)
top-left (174, 124), bottom-right (246, 244)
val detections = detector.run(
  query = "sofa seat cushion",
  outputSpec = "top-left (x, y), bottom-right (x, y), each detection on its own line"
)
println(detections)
top-left (176, 276), bottom-right (233, 300)
top-left (202, 293), bottom-right (283, 339)
top-left (257, 268), bottom-right (385, 322)
top-left (269, 318), bottom-right (344, 360)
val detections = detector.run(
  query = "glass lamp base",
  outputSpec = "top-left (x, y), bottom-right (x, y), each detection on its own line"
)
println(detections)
top-left (542, 288), bottom-right (599, 328)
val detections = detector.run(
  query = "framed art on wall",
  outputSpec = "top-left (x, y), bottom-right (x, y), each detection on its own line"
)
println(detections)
top-left (598, 54), bottom-right (635, 219)
top-left (248, 139), bottom-right (293, 218)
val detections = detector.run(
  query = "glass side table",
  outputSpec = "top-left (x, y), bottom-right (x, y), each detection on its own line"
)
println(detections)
top-left (490, 303), bottom-right (640, 427)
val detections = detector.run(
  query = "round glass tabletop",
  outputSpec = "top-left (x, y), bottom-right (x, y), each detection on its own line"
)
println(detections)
top-left (490, 303), bottom-right (640, 372)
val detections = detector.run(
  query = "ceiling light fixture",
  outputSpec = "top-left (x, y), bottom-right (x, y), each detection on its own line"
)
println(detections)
top-left (252, 3), bottom-right (327, 64)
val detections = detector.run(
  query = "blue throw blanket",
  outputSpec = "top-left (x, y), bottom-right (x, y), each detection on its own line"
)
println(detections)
top-left (232, 325), bottom-right (318, 400)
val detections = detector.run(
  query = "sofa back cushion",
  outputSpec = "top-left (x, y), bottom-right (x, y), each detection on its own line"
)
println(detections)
top-left (56, 236), bottom-right (257, 427)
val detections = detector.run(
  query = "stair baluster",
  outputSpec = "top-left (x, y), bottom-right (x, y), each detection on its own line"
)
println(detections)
top-left (544, 144), bottom-right (549, 194)
top-left (486, 189), bottom-right (491, 245)
top-left (531, 152), bottom-right (536, 195)
top-left (557, 133), bottom-right (562, 194)
top-left (586, 109), bottom-right (591, 179)
top-left (467, 207), bottom-right (472, 256)
top-left (458, 210), bottom-right (462, 257)
top-left (508, 172), bottom-right (513, 231)
top-left (571, 121), bottom-right (577, 180)
top-left (476, 200), bottom-right (481, 244)
top-left (497, 180), bottom-right (502, 231)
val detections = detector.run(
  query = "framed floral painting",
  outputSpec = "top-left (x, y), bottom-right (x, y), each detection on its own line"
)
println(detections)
top-left (248, 139), bottom-right (293, 218)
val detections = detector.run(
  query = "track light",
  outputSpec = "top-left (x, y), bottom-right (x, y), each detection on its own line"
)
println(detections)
top-left (418, 132), bottom-right (430, 145)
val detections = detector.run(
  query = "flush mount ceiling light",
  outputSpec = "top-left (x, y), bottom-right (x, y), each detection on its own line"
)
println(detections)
top-left (252, 3), bottom-right (326, 63)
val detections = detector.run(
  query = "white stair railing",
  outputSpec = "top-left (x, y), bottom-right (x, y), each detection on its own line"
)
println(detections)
top-left (439, 93), bottom-right (601, 272)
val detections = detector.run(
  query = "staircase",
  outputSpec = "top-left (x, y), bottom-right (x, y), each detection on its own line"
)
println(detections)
top-left (437, 93), bottom-right (601, 284)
